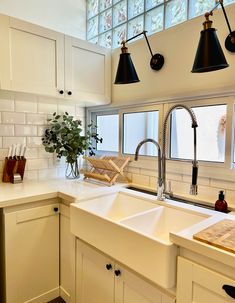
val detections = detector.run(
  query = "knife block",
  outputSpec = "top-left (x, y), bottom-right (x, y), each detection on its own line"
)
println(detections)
top-left (2, 157), bottom-right (27, 183)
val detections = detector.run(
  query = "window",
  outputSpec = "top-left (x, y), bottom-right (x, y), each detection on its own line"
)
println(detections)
top-left (123, 110), bottom-right (159, 156)
top-left (170, 104), bottom-right (227, 162)
top-left (91, 111), bottom-right (119, 153)
top-left (86, 0), bottom-right (235, 49)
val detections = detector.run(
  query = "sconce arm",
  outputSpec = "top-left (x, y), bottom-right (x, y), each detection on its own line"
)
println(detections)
top-left (123, 30), bottom-right (154, 57)
top-left (206, 0), bottom-right (233, 34)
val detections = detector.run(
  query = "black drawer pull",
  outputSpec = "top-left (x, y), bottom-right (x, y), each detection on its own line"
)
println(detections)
top-left (59, 90), bottom-right (64, 94)
top-left (54, 207), bottom-right (59, 212)
top-left (222, 284), bottom-right (235, 299)
top-left (114, 269), bottom-right (121, 277)
top-left (106, 264), bottom-right (112, 270)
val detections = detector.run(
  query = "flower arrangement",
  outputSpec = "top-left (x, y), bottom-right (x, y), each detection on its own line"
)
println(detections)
top-left (42, 112), bottom-right (102, 178)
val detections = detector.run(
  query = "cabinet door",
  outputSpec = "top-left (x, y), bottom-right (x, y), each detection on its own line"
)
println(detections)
top-left (4, 203), bottom-right (60, 303)
top-left (65, 36), bottom-right (111, 105)
top-left (60, 203), bottom-right (76, 303)
top-left (76, 239), bottom-right (114, 303)
top-left (177, 257), bottom-right (235, 303)
top-left (0, 14), bottom-right (64, 97)
top-left (115, 264), bottom-right (175, 303)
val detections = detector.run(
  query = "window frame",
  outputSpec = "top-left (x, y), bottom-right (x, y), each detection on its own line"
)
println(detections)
top-left (119, 103), bottom-right (163, 158)
top-left (87, 96), bottom-right (235, 182)
top-left (90, 108), bottom-right (120, 156)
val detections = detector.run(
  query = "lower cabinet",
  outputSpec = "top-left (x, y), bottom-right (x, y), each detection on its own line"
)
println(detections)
top-left (60, 203), bottom-right (76, 303)
top-left (3, 200), bottom-right (60, 303)
top-left (177, 257), bottom-right (235, 303)
top-left (76, 239), bottom-right (175, 303)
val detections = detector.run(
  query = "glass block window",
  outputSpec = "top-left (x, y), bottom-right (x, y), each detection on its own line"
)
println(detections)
top-left (86, 0), bottom-right (235, 49)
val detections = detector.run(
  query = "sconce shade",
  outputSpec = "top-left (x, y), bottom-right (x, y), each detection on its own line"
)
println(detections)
top-left (114, 52), bottom-right (140, 84)
top-left (192, 28), bottom-right (229, 73)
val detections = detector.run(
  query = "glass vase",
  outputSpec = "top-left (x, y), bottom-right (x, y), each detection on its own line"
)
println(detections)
top-left (65, 160), bottom-right (80, 179)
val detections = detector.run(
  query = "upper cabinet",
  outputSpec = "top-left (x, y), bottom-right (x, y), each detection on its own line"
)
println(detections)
top-left (65, 36), bottom-right (111, 105)
top-left (0, 14), bottom-right (111, 105)
top-left (0, 15), bottom-right (65, 98)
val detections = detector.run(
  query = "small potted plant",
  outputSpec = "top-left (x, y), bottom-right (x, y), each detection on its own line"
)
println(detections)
top-left (42, 112), bottom-right (102, 179)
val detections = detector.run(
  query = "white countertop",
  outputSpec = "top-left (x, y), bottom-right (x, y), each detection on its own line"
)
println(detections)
top-left (0, 177), bottom-right (125, 208)
top-left (0, 177), bottom-right (234, 268)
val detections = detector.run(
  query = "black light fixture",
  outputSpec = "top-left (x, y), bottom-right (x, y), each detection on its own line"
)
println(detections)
top-left (114, 30), bottom-right (164, 84)
top-left (192, 0), bottom-right (235, 73)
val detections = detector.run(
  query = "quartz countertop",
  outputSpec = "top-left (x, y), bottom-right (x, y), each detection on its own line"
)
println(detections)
top-left (0, 177), bottom-right (125, 208)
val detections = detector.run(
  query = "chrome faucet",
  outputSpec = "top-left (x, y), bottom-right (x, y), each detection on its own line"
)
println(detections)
top-left (134, 138), bottom-right (164, 200)
top-left (134, 104), bottom-right (198, 201)
top-left (162, 104), bottom-right (198, 197)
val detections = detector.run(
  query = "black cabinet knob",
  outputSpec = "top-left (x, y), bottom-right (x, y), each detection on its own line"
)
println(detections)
top-left (54, 207), bottom-right (59, 212)
top-left (59, 90), bottom-right (64, 94)
top-left (222, 285), bottom-right (235, 299)
top-left (67, 91), bottom-right (72, 96)
top-left (114, 269), bottom-right (121, 276)
top-left (106, 264), bottom-right (112, 270)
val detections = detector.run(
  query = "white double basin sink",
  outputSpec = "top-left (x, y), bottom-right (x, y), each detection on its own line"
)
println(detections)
top-left (70, 190), bottom-right (211, 289)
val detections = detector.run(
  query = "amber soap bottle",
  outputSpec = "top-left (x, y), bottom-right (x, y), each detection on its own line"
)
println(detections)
top-left (215, 190), bottom-right (228, 213)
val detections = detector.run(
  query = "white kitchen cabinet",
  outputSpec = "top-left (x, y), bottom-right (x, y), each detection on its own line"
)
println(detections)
top-left (76, 239), bottom-right (175, 303)
top-left (0, 13), bottom-right (111, 105)
top-left (0, 14), bottom-right (65, 97)
top-left (65, 36), bottom-right (111, 105)
top-left (177, 257), bottom-right (235, 303)
top-left (3, 200), bottom-right (60, 303)
top-left (60, 202), bottom-right (76, 303)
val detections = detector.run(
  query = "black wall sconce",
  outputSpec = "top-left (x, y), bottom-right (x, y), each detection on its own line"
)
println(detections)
top-left (114, 30), bottom-right (164, 84)
top-left (192, 0), bottom-right (235, 73)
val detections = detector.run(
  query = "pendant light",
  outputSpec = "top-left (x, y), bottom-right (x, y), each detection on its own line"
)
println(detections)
top-left (114, 31), bottom-right (164, 84)
top-left (192, 0), bottom-right (235, 73)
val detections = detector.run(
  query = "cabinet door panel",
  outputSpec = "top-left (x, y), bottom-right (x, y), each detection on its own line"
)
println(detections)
top-left (4, 203), bottom-right (60, 303)
top-left (115, 264), bottom-right (169, 303)
top-left (65, 36), bottom-right (111, 105)
top-left (177, 257), bottom-right (235, 303)
top-left (0, 14), bottom-right (64, 97)
top-left (76, 239), bottom-right (114, 303)
top-left (60, 204), bottom-right (76, 303)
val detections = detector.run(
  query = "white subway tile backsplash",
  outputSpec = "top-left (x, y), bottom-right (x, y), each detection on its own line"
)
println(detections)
top-left (76, 106), bottom-right (85, 117)
top-left (0, 149), bottom-right (8, 160)
top-left (38, 101), bottom-right (57, 114)
top-left (0, 125), bottom-right (14, 136)
top-left (37, 125), bottom-right (47, 136)
top-left (3, 137), bottom-right (26, 148)
top-left (25, 148), bottom-right (38, 159)
top-left (38, 147), bottom-right (53, 158)
top-left (27, 137), bottom-right (43, 147)
top-left (23, 170), bottom-right (38, 181)
top-left (15, 125), bottom-right (37, 136)
top-left (26, 158), bottom-right (49, 170)
top-left (132, 173), bottom-right (150, 187)
top-left (15, 100), bottom-right (37, 113)
top-left (58, 104), bottom-right (76, 115)
top-left (0, 99), bottom-right (14, 111)
top-left (38, 168), bottom-right (58, 180)
top-left (2, 112), bottom-right (25, 124)
top-left (0, 92), bottom-right (85, 181)
top-left (26, 113), bottom-right (47, 125)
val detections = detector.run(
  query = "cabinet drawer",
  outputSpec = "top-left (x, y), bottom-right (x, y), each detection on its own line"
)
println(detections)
top-left (16, 203), bottom-right (59, 223)
top-left (177, 257), bottom-right (235, 302)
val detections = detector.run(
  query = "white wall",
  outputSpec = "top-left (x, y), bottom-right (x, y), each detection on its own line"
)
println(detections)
top-left (0, 90), bottom-right (85, 181)
top-left (0, 0), bottom-right (86, 39)
top-left (112, 3), bottom-right (235, 105)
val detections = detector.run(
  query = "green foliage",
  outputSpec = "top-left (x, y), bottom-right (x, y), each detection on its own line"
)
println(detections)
top-left (42, 112), bottom-right (102, 163)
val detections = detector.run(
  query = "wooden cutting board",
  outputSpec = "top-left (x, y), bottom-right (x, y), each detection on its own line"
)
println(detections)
top-left (193, 219), bottom-right (235, 254)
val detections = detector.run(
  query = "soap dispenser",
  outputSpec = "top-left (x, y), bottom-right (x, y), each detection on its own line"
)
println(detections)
top-left (215, 190), bottom-right (228, 213)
